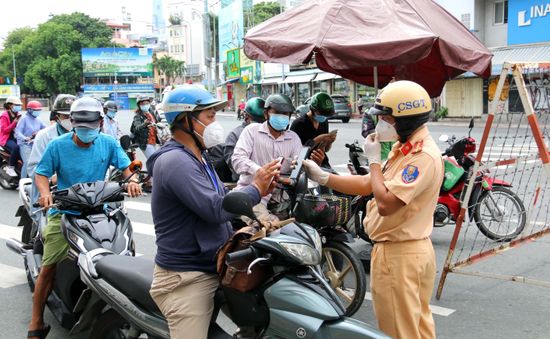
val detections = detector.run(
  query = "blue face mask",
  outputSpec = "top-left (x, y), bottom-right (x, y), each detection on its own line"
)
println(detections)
top-left (314, 115), bottom-right (327, 123)
top-left (12, 105), bottom-right (22, 113)
top-left (74, 127), bottom-right (100, 143)
top-left (106, 110), bottom-right (116, 119)
top-left (140, 104), bottom-right (150, 112)
top-left (269, 114), bottom-right (290, 131)
top-left (30, 109), bottom-right (42, 118)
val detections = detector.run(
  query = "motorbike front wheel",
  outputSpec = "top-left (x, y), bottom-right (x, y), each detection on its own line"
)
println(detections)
top-left (89, 309), bottom-right (132, 339)
top-left (474, 186), bottom-right (527, 241)
top-left (321, 241), bottom-right (367, 317)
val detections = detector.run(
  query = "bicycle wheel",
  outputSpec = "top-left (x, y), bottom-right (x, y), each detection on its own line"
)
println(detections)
top-left (474, 186), bottom-right (526, 241)
top-left (321, 241), bottom-right (367, 316)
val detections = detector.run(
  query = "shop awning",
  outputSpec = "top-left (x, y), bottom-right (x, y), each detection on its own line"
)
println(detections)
top-left (490, 45), bottom-right (550, 75)
top-left (217, 78), bottom-right (240, 87)
top-left (283, 73), bottom-right (317, 83)
top-left (262, 77), bottom-right (284, 85)
top-left (314, 72), bottom-right (340, 81)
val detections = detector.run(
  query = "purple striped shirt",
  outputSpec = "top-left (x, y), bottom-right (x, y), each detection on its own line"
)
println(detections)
top-left (232, 122), bottom-right (302, 203)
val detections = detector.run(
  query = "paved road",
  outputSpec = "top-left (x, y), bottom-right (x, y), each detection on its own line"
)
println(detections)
top-left (0, 112), bottom-right (549, 338)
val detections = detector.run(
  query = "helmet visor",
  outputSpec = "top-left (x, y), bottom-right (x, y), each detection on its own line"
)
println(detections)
top-left (368, 104), bottom-right (393, 116)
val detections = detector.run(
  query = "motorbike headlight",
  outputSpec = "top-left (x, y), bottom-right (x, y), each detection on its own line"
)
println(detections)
top-left (281, 242), bottom-right (321, 266)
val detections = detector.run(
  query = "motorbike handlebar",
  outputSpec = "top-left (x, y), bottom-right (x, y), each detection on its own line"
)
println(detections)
top-left (226, 247), bottom-right (256, 265)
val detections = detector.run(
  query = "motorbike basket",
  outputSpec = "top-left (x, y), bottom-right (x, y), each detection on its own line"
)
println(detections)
top-left (294, 194), bottom-right (353, 227)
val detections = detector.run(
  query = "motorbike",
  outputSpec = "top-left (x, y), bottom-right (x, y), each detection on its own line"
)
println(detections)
top-left (6, 169), bottom-right (140, 336)
top-left (0, 145), bottom-right (23, 189)
top-left (72, 188), bottom-right (388, 339)
top-left (270, 147), bottom-right (368, 317)
top-left (436, 119), bottom-right (527, 241)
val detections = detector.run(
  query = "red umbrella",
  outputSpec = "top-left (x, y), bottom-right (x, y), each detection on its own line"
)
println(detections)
top-left (244, 0), bottom-right (492, 97)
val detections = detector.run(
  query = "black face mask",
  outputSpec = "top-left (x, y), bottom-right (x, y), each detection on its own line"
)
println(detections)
top-left (394, 113), bottom-right (430, 142)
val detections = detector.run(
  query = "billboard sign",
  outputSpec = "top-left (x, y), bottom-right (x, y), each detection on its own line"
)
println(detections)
top-left (218, 0), bottom-right (244, 63)
top-left (82, 48), bottom-right (153, 77)
top-left (227, 49), bottom-right (241, 78)
top-left (508, 0), bottom-right (550, 45)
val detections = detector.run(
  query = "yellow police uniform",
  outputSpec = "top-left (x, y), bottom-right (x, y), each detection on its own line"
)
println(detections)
top-left (365, 125), bottom-right (443, 339)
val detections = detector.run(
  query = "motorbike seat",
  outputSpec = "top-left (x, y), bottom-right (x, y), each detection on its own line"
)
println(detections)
top-left (95, 255), bottom-right (161, 315)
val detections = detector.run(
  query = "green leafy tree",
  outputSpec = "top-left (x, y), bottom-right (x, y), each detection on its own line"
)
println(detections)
top-left (0, 12), bottom-right (113, 94)
top-left (3, 27), bottom-right (33, 49)
top-left (253, 1), bottom-right (283, 26)
top-left (154, 55), bottom-right (186, 86)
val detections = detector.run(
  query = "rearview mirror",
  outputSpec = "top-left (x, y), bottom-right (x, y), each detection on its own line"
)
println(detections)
top-left (120, 135), bottom-right (132, 150)
top-left (439, 134), bottom-right (449, 142)
top-left (222, 191), bottom-right (257, 221)
top-left (130, 159), bottom-right (142, 172)
top-left (468, 118), bottom-right (475, 129)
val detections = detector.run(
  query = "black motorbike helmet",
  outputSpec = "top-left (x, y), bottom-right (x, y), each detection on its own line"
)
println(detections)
top-left (264, 94), bottom-right (295, 114)
top-left (50, 94), bottom-right (76, 121)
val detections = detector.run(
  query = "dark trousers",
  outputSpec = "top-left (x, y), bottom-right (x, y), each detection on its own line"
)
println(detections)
top-left (4, 139), bottom-right (20, 166)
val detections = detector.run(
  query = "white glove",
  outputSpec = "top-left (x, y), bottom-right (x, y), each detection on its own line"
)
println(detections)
top-left (302, 159), bottom-right (330, 185)
top-left (364, 134), bottom-right (381, 165)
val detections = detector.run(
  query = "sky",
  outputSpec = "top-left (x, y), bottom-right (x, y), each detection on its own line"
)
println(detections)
top-left (1, 0), bottom-right (474, 41)
top-left (0, 0), bottom-right (152, 40)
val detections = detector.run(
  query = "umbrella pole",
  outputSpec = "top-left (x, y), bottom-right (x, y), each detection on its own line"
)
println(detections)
top-left (374, 66), bottom-right (378, 96)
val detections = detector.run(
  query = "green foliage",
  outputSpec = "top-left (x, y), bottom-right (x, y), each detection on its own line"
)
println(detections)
top-left (3, 27), bottom-right (33, 49)
top-left (435, 106), bottom-right (448, 120)
top-left (0, 12), bottom-right (112, 94)
top-left (154, 55), bottom-right (186, 86)
top-left (253, 1), bottom-right (283, 26)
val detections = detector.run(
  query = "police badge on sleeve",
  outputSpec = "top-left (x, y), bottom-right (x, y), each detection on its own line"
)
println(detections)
top-left (402, 165), bottom-right (419, 183)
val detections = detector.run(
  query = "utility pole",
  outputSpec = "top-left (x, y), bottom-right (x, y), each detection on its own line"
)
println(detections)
top-left (12, 49), bottom-right (16, 85)
top-left (204, 0), bottom-right (212, 91)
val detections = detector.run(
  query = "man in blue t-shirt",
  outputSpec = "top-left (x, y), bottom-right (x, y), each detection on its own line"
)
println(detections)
top-left (27, 97), bottom-right (142, 339)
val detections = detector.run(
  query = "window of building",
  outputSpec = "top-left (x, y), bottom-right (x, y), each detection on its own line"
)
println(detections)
top-left (170, 30), bottom-right (173, 37)
top-left (333, 78), bottom-right (350, 96)
top-left (297, 83), bottom-right (311, 106)
top-left (494, 1), bottom-right (508, 25)
top-left (313, 80), bottom-right (329, 94)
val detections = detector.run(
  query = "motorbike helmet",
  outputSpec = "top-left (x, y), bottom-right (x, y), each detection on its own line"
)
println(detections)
top-left (52, 94), bottom-right (76, 116)
top-left (5, 96), bottom-right (22, 106)
top-left (136, 95), bottom-right (151, 105)
top-left (244, 97), bottom-right (266, 123)
top-left (70, 97), bottom-right (103, 129)
top-left (103, 100), bottom-right (118, 112)
top-left (26, 100), bottom-right (43, 111)
top-left (294, 194), bottom-right (353, 227)
top-left (368, 80), bottom-right (432, 141)
top-left (264, 94), bottom-right (295, 114)
top-left (309, 92), bottom-right (335, 117)
top-left (163, 86), bottom-right (227, 125)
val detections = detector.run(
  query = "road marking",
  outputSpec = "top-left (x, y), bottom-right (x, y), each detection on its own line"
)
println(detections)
top-left (132, 222), bottom-right (156, 236)
top-left (0, 263), bottom-right (27, 288)
top-left (364, 292), bottom-right (455, 317)
top-left (125, 201), bottom-right (151, 212)
top-left (0, 223), bottom-right (22, 240)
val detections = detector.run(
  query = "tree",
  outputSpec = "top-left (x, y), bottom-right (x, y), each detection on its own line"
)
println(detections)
top-left (3, 27), bottom-right (33, 49)
top-left (253, 1), bottom-right (283, 26)
top-left (0, 12), bottom-right (113, 94)
top-left (154, 55), bottom-right (186, 86)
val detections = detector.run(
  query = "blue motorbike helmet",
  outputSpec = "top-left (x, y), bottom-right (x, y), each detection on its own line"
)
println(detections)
top-left (163, 85), bottom-right (227, 125)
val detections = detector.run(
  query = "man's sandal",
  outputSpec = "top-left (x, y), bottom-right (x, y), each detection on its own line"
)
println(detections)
top-left (27, 324), bottom-right (51, 339)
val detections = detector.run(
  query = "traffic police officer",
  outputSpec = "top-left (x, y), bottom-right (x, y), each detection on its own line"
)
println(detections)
top-left (302, 80), bottom-right (443, 339)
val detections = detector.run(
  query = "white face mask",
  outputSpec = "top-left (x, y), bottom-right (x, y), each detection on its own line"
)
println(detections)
top-left (375, 118), bottom-right (398, 142)
top-left (194, 119), bottom-right (225, 148)
top-left (58, 118), bottom-right (73, 132)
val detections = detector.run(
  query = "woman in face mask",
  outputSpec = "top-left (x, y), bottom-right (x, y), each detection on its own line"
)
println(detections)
top-left (15, 100), bottom-right (46, 178)
top-left (130, 95), bottom-right (159, 159)
top-left (0, 96), bottom-right (24, 176)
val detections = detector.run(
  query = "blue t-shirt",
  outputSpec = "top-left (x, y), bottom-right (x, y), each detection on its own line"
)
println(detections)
top-left (35, 132), bottom-right (130, 190)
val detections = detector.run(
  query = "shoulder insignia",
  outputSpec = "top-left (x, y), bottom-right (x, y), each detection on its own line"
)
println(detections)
top-left (402, 165), bottom-right (419, 184)
top-left (400, 142), bottom-right (413, 156)
top-left (412, 140), bottom-right (424, 154)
